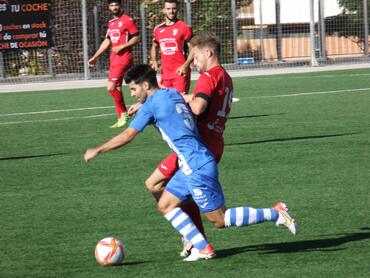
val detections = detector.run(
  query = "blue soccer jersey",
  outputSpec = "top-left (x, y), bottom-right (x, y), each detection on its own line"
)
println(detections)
top-left (129, 88), bottom-right (214, 175)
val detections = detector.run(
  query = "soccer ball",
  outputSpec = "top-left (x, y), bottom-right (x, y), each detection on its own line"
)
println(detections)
top-left (95, 237), bottom-right (125, 266)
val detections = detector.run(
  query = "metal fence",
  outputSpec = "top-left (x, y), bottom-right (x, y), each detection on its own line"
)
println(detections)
top-left (0, 0), bottom-right (369, 84)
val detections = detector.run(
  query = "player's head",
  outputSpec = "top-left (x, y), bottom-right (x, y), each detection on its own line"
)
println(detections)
top-left (124, 64), bottom-right (159, 103)
top-left (163, 0), bottom-right (178, 22)
top-left (108, 0), bottom-right (121, 16)
top-left (190, 32), bottom-right (221, 73)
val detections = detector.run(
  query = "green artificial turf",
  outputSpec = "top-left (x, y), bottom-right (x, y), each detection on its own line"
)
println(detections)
top-left (1, 68), bottom-right (369, 277)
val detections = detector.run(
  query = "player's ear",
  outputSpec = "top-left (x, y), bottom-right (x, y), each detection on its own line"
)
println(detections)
top-left (206, 48), bottom-right (213, 59)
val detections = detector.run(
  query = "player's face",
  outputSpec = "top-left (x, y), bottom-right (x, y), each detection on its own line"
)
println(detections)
top-left (109, 3), bottom-right (121, 16)
top-left (128, 81), bottom-right (148, 103)
top-left (193, 47), bottom-right (208, 74)
top-left (163, 3), bottom-right (177, 21)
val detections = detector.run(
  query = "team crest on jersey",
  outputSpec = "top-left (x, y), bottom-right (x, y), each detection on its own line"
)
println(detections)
top-left (118, 22), bottom-right (123, 27)
top-left (173, 29), bottom-right (178, 36)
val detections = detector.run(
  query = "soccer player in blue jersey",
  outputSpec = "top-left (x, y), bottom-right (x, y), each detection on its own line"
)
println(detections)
top-left (84, 64), bottom-right (297, 262)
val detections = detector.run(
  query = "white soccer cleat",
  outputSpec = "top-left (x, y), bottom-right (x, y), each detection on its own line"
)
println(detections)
top-left (180, 237), bottom-right (193, 258)
top-left (183, 244), bottom-right (216, 262)
top-left (273, 201), bottom-right (297, 235)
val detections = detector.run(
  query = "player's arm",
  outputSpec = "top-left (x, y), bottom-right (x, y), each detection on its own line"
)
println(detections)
top-left (112, 34), bottom-right (140, 54)
top-left (84, 127), bottom-right (139, 162)
top-left (88, 38), bottom-right (111, 67)
top-left (150, 41), bottom-right (160, 71)
top-left (188, 94), bottom-right (209, 116)
top-left (176, 46), bottom-right (194, 76)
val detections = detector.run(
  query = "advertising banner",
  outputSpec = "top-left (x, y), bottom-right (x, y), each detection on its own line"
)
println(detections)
top-left (0, 0), bottom-right (52, 51)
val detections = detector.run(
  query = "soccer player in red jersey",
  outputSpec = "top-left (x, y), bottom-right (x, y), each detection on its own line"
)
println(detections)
top-left (144, 32), bottom-right (233, 257)
top-left (150, 0), bottom-right (193, 95)
top-left (88, 0), bottom-right (140, 128)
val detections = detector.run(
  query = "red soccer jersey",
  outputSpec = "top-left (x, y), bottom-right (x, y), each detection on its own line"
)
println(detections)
top-left (153, 20), bottom-right (192, 79)
top-left (193, 66), bottom-right (233, 159)
top-left (106, 14), bottom-right (139, 65)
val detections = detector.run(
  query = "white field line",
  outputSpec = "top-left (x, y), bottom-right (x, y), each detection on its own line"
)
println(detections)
top-left (1, 87), bottom-right (369, 126)
top-left (0, 105), bottom-right (114, 117)
top-left (247, 87), bottom-right (370, 99)
top-left (0, 113), bottom-right (115, 125)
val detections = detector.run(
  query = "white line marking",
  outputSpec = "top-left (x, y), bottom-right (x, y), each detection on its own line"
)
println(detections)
top-left (0, 113), bottom-right (115, 125)
top-left (248, 87), bottom-right (370, 99)
top-left (0, 106), bottom-right (114, 117)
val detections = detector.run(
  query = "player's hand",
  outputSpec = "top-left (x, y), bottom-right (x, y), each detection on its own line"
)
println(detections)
top-left (88, 58), bottom-right (96, 68)
top-left (176, 65), bottom-right (187, 76)
top-left (84, 148), bottom-right (99, 162)
top-left (151, 60), bottom-right (159, 72)
top-left (128, 102), bottom-right (142, 117)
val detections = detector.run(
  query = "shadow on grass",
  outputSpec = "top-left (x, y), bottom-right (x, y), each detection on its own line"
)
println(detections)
top-left (225, 133), bottom-right (358, 147)
top-left (228, 113), bottom-right (284, 120)
top-left (216, 229), bottom-right (370, 258)
top-left (0, 153), bottom-right (69, 161)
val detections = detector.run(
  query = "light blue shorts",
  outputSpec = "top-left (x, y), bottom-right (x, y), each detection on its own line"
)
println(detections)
top-left (166, 161), bottom-right (225, 213)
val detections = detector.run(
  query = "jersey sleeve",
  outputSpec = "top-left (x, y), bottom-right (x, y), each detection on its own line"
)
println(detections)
top-left (129, 103), bottom-right (154, 132)
top-left (183, 25), bottom-right (192, 42)
top-left (125, 16), bottom-right (139, 36)
top-left (193, 74), bottom-right (214, 98)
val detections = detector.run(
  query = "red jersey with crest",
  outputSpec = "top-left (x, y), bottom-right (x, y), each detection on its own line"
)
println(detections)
top-left (193, 66), bottom-right (233, 161)
top-left (106, 14), bottom-right (139, 65)
top-left (153, 20), bottom-right (192, 79)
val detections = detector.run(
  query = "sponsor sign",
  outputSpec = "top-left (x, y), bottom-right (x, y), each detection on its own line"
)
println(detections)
top-left (0, 0), bottom-right (52, 51)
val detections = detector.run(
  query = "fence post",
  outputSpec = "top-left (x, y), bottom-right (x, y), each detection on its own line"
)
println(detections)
top-left (0, 52), bottom-right (4, 79)
top-left (184, 0), bottom-right (192, 26)
top-left (309, 0), bottom-right (319, 66)
top-left (93, 5), bottom-right (101, 73)
top-left (81, 0), bottom-right (90, 79)
top-left (47, 49), bottom-right (55, 77)
top-left (140, 3), bottom-right (148, 64)
top-left (364, 0), bottom-right (369, 56)
top-left (231, 0), bottom-right (238, 64)
top-left (275, 0), bottom-right (282, 61)
top-left (259, 0), bottom-right (265, 62)
top-left (318, 0), bottom-right (326, 60)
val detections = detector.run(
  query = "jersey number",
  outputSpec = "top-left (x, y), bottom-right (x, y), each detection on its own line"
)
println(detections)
top-left (217, 87), bottom-right (233, 118)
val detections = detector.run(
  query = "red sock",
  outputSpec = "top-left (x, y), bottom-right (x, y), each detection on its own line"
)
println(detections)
top-left (181, 201), bottom-right (206, 238)
top-left (108, 88), bottom-right (126, 117)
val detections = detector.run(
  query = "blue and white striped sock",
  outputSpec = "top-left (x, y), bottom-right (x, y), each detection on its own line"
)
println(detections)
top-left (164, 207), bottom-right (208, 250)
top-left (224, 207), bottom-right (279, 227)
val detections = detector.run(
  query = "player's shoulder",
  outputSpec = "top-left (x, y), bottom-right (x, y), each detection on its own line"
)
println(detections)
top-left (119, 14), bottom-right (135, 22)
top-left (154, 21), bottom-right (167, 32)
top-left (176, 19), bottom-right (190, 28)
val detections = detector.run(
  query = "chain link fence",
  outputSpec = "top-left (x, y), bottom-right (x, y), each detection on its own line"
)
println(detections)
top-left (0, 0), bottom-right (369, 84)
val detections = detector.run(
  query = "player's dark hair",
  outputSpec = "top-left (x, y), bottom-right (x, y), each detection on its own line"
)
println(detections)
top-left (190, 31), bottom-right (221, 59)
top-left (107, 0), bottom-right (121, 4)
top-left (124, 64), bottom-right (158, 88)
top-left (164, 0), bottom-right (178, 5)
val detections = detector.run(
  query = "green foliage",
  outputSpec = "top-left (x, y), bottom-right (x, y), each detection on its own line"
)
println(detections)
top-left (328, 0), bottom-right (370, 46)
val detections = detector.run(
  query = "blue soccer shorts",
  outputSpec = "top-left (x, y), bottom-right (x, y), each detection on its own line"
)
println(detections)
top-left (166, 161), bottom-right (225, 213)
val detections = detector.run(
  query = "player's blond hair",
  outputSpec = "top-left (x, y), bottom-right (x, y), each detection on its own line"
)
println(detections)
top-left (189, 32), bottom-right (221, 58)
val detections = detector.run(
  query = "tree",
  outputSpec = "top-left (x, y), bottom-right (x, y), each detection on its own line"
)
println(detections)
top-left (326, 0), bottom-right (369, 49)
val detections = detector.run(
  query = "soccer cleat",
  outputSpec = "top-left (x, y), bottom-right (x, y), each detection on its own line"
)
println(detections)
top-left (180, 237), bottom-right (193, 258)
top-left (183, 244), bottom-right (216, 262)
top-left (110, 112), bottom-right (129, 128)
top-left (273, 201), bottom-right (297, 235)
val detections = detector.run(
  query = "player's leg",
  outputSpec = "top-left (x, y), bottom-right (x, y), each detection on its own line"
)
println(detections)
top-left (108, 62), bottom-right (132, 128)
top-left (146, 153), bottom-right (206, 255)
top-left (190, 161), bottom-right (297, 232)
top-left (158, 175), bottom-right (214, 261)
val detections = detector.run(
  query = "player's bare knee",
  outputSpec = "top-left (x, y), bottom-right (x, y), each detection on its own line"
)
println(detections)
top-left (157, 200), bottom-right (172, 215)
top-left (145, 178), bottom-right (155, 192)
top-left (211, 219), bottom-right (226, 229)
